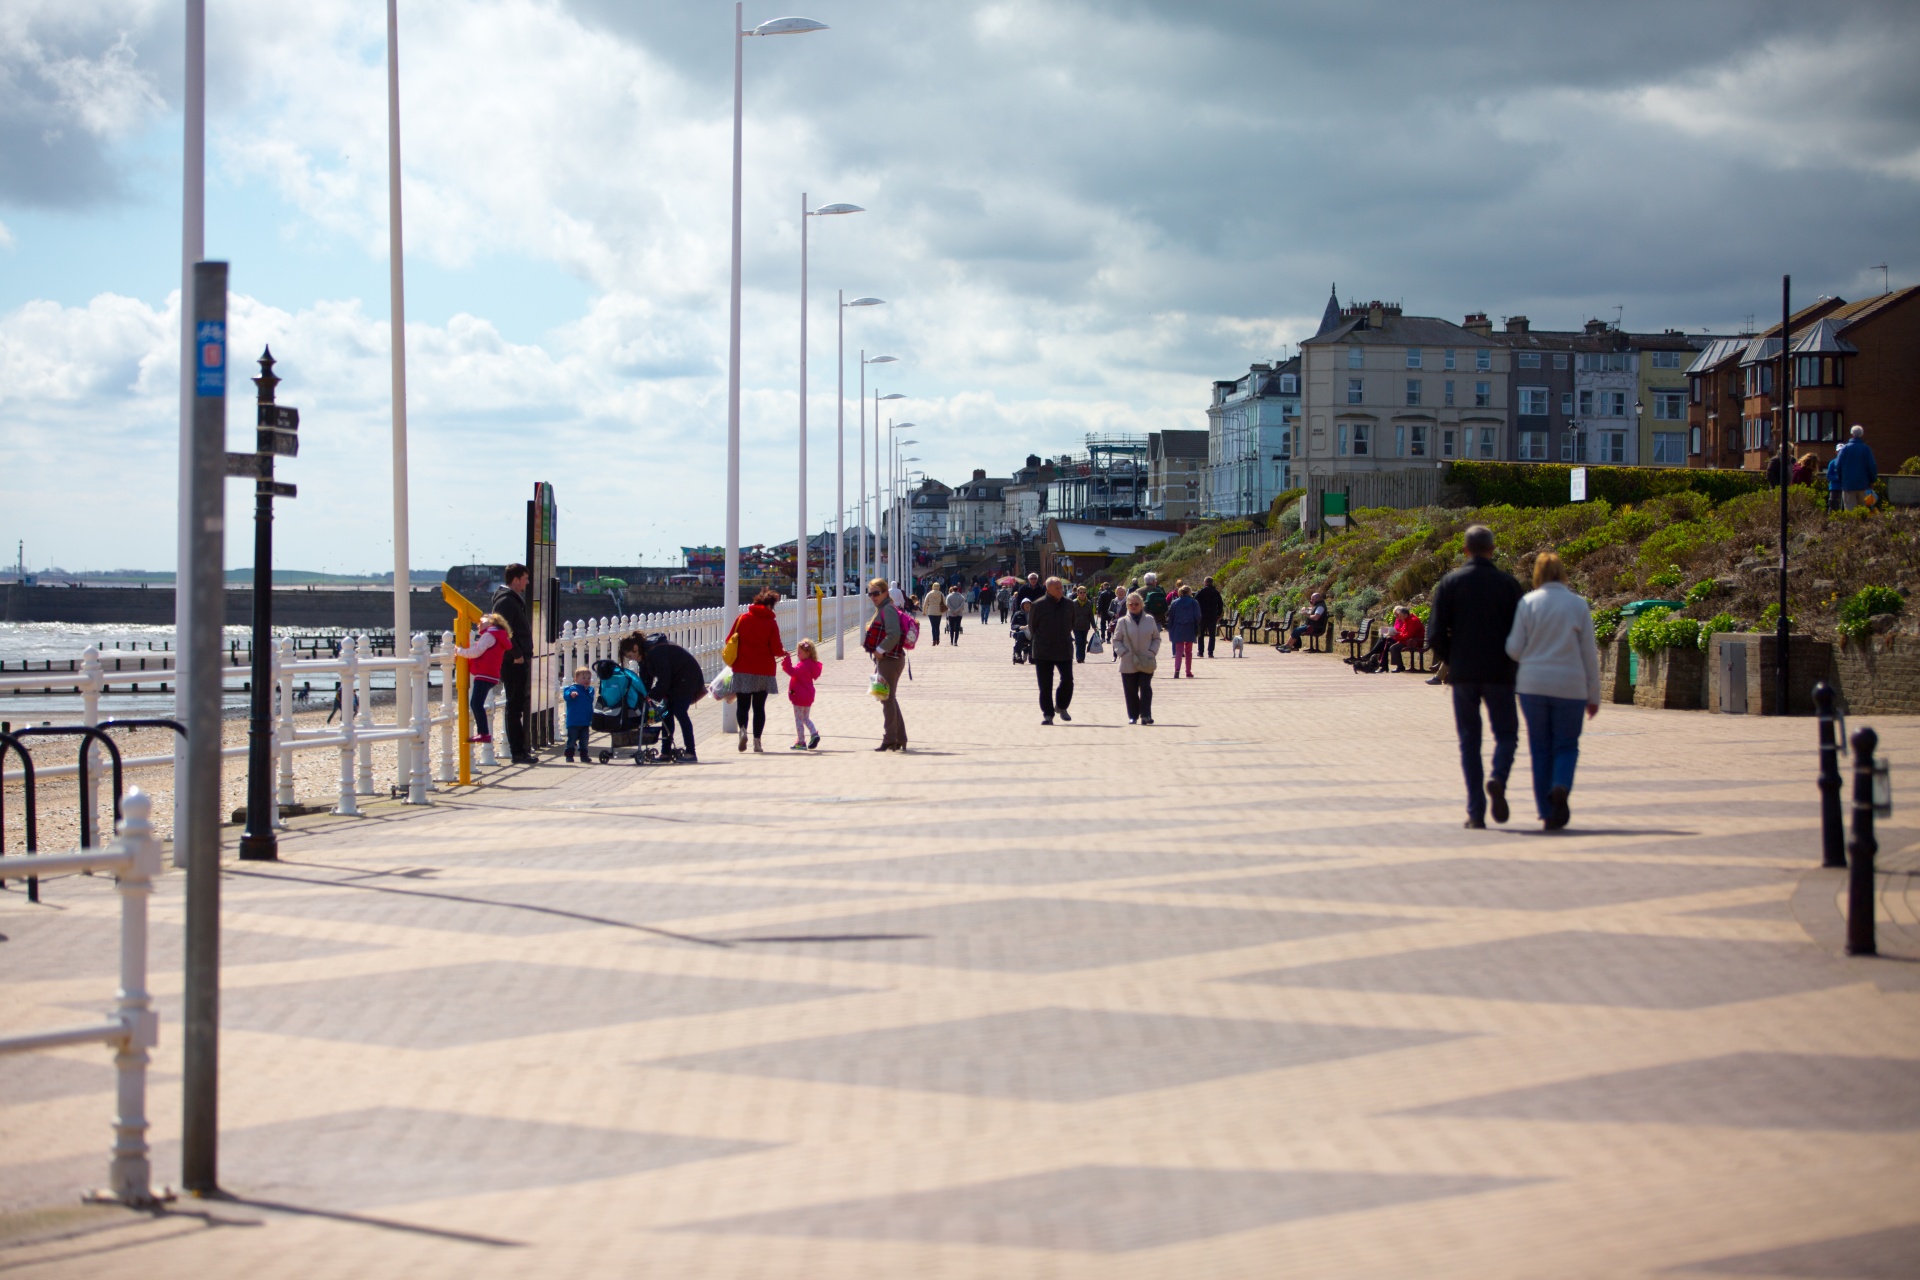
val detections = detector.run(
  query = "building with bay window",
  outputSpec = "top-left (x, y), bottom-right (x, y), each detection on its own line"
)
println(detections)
top-left (1203, 355), bottom-right (1299, 518)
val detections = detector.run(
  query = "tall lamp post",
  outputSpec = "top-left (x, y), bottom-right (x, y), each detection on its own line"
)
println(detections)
top-left (835, 295), bottom-right (884, 656)
top-left (1776, 274), bottom-right (1793, 716)
top-left (858, 355), bottom-right (898, 586)
top-left (874, 391), bottom-right (905, 579)
top-left (798, 198), bottom-right (863, 640)
top-left (724, 6), bottom-right (826, 685)
top-left (888, 428), bottom-right (918, 583)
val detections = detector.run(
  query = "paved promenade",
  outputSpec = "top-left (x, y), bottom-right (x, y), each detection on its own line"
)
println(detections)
top-left (4, 628), bottom-right (1919, 1278)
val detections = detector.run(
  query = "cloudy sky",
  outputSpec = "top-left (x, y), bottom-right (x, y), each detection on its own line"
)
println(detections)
top-left (3, 0), bottom-right (1917, 574)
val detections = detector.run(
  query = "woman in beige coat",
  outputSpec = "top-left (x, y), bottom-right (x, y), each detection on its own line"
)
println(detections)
top-left (1111, 591), bottom-right (1162, 725)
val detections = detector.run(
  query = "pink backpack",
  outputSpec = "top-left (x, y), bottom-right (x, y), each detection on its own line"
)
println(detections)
top-left (897, 606), bottom-right (921, 651)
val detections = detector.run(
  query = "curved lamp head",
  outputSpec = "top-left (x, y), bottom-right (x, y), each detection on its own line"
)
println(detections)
top-left (846, 297), bottom-right (885, 308)
top-left (865, 354), bottom-right (897, 364)
top-left (879, 393), bottom-right (905, 402)
top-left (811, 202), bottom-right (864, 216)
top-left (751, 17), bottom-right (828, 36)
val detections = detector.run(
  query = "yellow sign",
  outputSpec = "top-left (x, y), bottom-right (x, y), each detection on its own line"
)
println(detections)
top-left (440, 582), bottom-right (484, 785)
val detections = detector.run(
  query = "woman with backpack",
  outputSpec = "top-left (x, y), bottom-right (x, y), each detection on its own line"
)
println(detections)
top-left (724, 590), bottom-right (788, 753)
top-left (863, 576), bottom-right (911, 751)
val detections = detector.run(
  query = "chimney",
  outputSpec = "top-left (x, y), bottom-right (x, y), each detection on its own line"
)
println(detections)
top-left (1505, 315), bottom-right (1530, 334)
top-left (1367, 301), bottom-right (1386, 328)
top-left (1026, 454), bottom-right (1041, 469)
top-left (1584, 318), bottom-right (1609, 336)
top-left (972, 468), bottom-right (986, 481)
top-left (1462, 312), bottom-right (1492, 336)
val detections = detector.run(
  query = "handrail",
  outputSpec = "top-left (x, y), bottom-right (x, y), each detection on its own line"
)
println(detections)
top-left (0, 729), bottom-right (37, 899)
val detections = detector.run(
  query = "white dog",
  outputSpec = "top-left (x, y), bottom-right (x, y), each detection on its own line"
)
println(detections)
top-left (1231, 634), bottom-right (1245, 657)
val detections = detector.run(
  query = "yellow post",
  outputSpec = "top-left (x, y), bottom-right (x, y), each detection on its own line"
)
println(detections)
top-left (440, 582), bottom-right (484, 785)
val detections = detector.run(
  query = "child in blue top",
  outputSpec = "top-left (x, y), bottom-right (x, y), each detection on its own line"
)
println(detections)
top-left (562, 666), bottom-right (594, 762)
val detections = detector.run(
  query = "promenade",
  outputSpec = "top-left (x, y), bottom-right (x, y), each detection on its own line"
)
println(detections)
top-left (4, 629), bottom-right (1919, 1278)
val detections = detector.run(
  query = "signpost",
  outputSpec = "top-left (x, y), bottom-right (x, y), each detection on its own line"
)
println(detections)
top-left (231, 350), bottom-right (297, 863)
top-left (525, 483), bottom-right (558, 748)
top-left (1320, 490), bottom-right (1348, 541)
top-left (1570, 467), bottom-right (1588, 502)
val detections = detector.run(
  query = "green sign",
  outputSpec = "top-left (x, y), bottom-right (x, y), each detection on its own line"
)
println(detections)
top-left (1321, 490), bottom-right (1348, 527)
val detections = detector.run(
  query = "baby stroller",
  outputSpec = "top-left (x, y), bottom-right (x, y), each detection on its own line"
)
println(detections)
top-left (631, 698), bottom-right (681, 765)
top-left (590, 658), bottom-right (645, 763)
top-left (1010, 617), bottom-right (1032, 664)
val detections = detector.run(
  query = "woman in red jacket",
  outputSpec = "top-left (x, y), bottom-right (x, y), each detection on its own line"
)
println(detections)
top-left (726, 590), bottom-right (789, 752)
top-left (1386, 604), bottom-right (1426, 672)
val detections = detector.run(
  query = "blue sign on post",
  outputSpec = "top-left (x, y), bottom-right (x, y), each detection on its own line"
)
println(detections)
top-left (195, 320), bottom-right (226, 398)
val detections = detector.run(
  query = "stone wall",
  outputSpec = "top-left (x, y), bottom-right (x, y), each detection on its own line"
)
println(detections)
top-left (1633, 645), bottom-right (1707, 710)
top-left (1827, 634), bottom-right (1920, 716)
top-left (1707, 633), bottom-right (1831, 716)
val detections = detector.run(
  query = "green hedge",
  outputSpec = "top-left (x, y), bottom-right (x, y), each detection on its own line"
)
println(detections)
top-left (1446, 461), bottom-right (1766, 510)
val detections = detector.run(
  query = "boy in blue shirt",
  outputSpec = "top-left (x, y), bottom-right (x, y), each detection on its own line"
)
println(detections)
top-left (562, 666), bottom-right (594, 762)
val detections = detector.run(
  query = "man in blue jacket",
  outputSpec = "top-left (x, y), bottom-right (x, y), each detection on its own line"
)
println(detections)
top-left (1834, 425), bottom-right (1878, 509)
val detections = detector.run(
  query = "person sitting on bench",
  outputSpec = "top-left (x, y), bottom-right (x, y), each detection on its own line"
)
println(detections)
top-left (1385, 604), bottom-right (1426, 671)
top-left (1288, 593), bottom-right (1329, 651)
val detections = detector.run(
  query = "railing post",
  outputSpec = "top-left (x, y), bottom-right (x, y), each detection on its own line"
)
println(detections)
top-left (1814, 682), bottom-right (1846, 869)
top-left (107, 789), bottom-right (160, 1205)
top-left (1846, 726), bottom-right (1878, 957)
top-left (434, 635), bottom-right (456, 785)
top-left (353, 634), bottom-right (375, 795)
top-left (275, 637), bottom-right (296, 813)
top-left (406, 633), bottom-right (431, 805)
top-left (80, 646), bottom-right (103, 846)
top-left (334, 638), bottom-right (360, 816)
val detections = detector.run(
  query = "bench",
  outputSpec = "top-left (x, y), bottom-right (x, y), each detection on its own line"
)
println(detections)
top-left (1342, 617), bottom-right (1375, 663)
top-left (1267, 608), bottom-right (1293, 647)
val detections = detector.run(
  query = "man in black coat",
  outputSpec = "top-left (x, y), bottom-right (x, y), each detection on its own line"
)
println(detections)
top-left (631, 632), bottom-right (706, 763)
top-left (1426, 525), bottom-right (1523, 828)
top-left (490, 564), bottom-right (537, 764)
top-left (1026, 576), bottom-right (1077, 724)
top-left (1195, 577), bottom-right (1224, 657)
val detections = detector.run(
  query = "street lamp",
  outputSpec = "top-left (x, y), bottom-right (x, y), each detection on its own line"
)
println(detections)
top-left (798, 198), bottom-right (863, 640)
top-left (887, 427), bottom-right (918, 582)
top-left (724, 4), bottom-right (826, 679)
top-left (836, 296), bottom-right (883, 657)
top-left (859, 355), bottom-right (899, 586)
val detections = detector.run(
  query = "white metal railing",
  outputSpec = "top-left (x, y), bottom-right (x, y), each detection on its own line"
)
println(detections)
top-left (0, 789), bottom-right (163, 1205)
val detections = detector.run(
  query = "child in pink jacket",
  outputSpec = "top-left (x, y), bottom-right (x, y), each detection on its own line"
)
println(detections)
top-left (781, 638), bottom-right (822, 750)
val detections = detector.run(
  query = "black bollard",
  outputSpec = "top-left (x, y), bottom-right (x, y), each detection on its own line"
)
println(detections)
top-left (1846, 727), bottom-right (1878, 957)
top-left (1814, 682), bottom-right (1846, 868)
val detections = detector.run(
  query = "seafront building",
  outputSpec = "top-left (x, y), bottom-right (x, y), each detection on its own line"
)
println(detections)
top-left (1203, 356), bottom-right (1299, 518)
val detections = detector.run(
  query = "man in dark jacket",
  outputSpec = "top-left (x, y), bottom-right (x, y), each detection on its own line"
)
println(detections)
top-left (1427, 525), bottom-right (1523, 828)
top-left (1026, 576), bottom-right (1077, 724)
top-left (1195, 577), bottom-right (1224, 657)
top-left (490, 564), bottom-right (536, 764)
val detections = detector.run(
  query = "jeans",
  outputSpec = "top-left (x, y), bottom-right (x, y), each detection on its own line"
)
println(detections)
top-left (660, 696), bottom-right (695, 756)
top-left (1518, 693), bottom-right (1586, 820)
top-left (928, 615), bottom-right (942, 644)
top-left (981, 601), bottom-right (993, 625)
top-left (564, 724), bottom-right (590, 757)
top-left (1451, 681), bottom-right (1518, 822)
top-left (947, 615), bottom-right (961, 644)
top-left (1073, 631), bottom-right (1088, 662)
top-left (501, 658), bottom-right (531, 756)
top-left (738, 690), bottom-right (768, 738)
top-left (1036, 659), bottom-right (1074, 717)
top-left (1121, 671), bottom-right (1154, 721)
top-left (469, 677), bottom-right (497, 739)
top-left (874, 654), bottom-right (907, 747)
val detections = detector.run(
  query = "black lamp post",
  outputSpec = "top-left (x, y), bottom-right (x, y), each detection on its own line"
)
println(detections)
top-left (1776, 276), bottom-right (1792, 716)
top-left (235, 348), bottom-right (298, 860)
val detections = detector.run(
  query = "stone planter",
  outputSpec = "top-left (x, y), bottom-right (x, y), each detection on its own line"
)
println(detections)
top-left (1599, 634), bottom-right (1633, 704)
top-left (1632, 644), bottom-right (1706, 710)
top-left (1707, 632), bottom-right (1830, 715)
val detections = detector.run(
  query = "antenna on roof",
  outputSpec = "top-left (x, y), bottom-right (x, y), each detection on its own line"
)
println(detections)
top-left (1872, 263), bottom-right (1889, 295)
top-left (1613, 305), bottom-right (1624, 329)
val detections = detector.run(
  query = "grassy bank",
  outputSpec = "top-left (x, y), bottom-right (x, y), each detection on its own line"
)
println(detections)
top-left (1096, 486), bottom-right (1917, 643)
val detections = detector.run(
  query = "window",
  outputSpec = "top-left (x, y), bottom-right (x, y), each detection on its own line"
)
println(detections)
top-left (1444, 349), bottom-right (1457, 370)
top-left (1604, 391), bottom-right (1627, 417)
top-left (1474, 381), bottom-right (1491, 407)
top-left (1444, 380), bottom-right (1456, 406)
top-left (1795, 410), bottom-right (1842, 443)
top-left (1578, 389), bottom-right (1593, 416)
top-left (1651, 432), bottom-right (1686, 465)
top-left (1598, 431), bottom-right (1626, 463)
top-left (1338, 425), bottom-right (1349, 456)
top-left (1405, 379), bottom-right (1422, 406)
top-left (1579, 353), bottom-right (1631, 373)
top-left (1347, 377), bottom-right (1364, 405)
top-left (1277, 427), bottom-right (1293, 458)
top-left (1279, 373), bottom-right (1297, 394)
top-left (1475, 349), bottom-right (1492, 371)
top-left (1518, 431), bottom-right (1548, 460)
top-left (1352, 423), bottom-right (1371, 456)
top-left (1347, 346), bottom-right (1364, 369)
top-left (1651, 350), bottom-right (1683, 369)
top-left (1518, 352), bottom-right (1542, 369)
top-left (1560, 391), bottom-right (1573, 416)
top-left (1519, 386), bottom-right (1549, 416)
top-left (1478, 428), bottom-right (1497, 458)
top-left (1560, 432), bottom-right (1587, 462)
top-left (1409, 424), bottom-right (1428, 457)
top-left (1441, 428), bottom-right (1457, 458)
top-left (1553, 353), bottom-right (1569, 370)
top-left (1654, 391), bottom-right (1685, 420)
top-left (1395, 424), bottom-right (1405, 457)
top-left (1690, 376), bottom-right (1703, 404)
top-left (1406, 348), bottom-right (1422, 369)
top-left (1690, 426), bottom-right (1702, 454)
top-left (1744, 364), bottom-right (1775, 396)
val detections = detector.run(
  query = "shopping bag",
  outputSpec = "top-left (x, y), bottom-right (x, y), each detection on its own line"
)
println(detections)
top-left (868, 673), bottom-right (890, 700)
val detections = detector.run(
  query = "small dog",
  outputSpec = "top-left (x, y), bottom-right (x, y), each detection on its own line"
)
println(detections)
top-left (1231, 635), bottom-right (1245, 657)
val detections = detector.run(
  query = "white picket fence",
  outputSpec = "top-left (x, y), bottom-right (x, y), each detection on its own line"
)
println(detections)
top-left (1, 597), bottom-right (853, 833)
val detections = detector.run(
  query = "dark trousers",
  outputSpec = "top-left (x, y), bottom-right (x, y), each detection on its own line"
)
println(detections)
top-left (1121, 671), bottom-right (1154, 721)
top-left (928, 615), bottom-right (942, 644)
top-left (946, 615), bottom-right (961, 643)
top-left (468, 676), bottom-right (496, 739)
top-left (660, 696), bottom-right (696, 756)
top-left (738, 690), bottom-right (768, 738)
top-left (1036, 659), bottom-right (1074, 716)
top-left (1201, 625), bottom-right (1218, 657)
top-left (1073, 631), bottom-right (1088, 663)
top-left (1451, 681), bottom-right (1518, 822)
top-left (501, 659), bottom-right (531, 757)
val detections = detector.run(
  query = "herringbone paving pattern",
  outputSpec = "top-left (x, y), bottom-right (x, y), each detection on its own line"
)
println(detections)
top-left (3, 632), bottom-right (1918, 1278)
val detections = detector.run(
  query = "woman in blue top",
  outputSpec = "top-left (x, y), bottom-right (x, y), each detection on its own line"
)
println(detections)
top-left (1166, 585), bottom-right (1203, 678)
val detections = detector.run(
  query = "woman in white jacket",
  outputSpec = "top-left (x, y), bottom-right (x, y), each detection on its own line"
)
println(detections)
top-left (1111, 592), bottom-right (1163, 725)
top-left (1504, 553), bottom-right (1601, 830)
